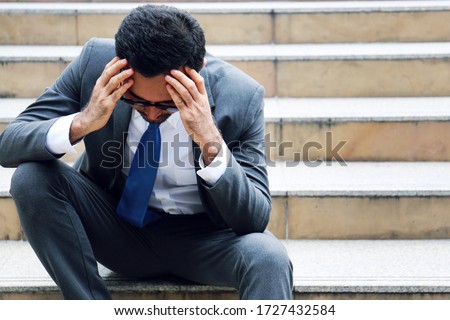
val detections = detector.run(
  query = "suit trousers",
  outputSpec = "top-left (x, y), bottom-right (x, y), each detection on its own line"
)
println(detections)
top-left (10, 160), bottom-right (293, 299)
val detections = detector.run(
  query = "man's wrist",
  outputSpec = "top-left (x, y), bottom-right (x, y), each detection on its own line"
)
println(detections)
top-left (199, 130), bottom-right (223, 166)
top-left (202, 140), bottom-right (222, 166)
top-left (197, 139), bottom-right (229, 185)
top-left (69, 111), bottom-right (92, 144)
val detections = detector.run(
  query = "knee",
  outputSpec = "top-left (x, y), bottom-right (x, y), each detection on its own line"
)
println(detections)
top-left (11, 162), bottom-right (45, 194)
top-left (10, 161), bottom-right (71, 226)
top-left (243, 233), bottom-right (293, 275)
top-left (10, 161), bottom-right (60, 202)
top-left (237, 233), bottom-right (293, 299)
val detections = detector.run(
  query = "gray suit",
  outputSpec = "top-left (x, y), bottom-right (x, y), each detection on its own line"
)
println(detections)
top-left (0, 38), bottom-right (292, 299)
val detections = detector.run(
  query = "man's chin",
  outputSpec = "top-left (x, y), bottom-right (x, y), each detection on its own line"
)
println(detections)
top-left (138, 112), bottom-right (172, 124)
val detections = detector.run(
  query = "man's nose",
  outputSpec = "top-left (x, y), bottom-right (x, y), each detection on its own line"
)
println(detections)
top-left (142, 107), bottom-right (162, 122)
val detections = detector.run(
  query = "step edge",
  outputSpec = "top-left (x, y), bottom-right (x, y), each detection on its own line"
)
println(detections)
top-left (3, 43), bottom-right (450, 62)
top-left (1, 1), bottom-right (450, 15)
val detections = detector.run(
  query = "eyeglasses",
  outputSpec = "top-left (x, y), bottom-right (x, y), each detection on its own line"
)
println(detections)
top-left (120, 90), bottom-right (178, 113)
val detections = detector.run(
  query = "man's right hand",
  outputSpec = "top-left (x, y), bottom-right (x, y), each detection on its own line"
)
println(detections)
top-left (69, 57), bottom-right (134, 144)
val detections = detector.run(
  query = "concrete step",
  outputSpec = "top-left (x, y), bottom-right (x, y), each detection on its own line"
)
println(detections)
top-left (2, 43), bottom-right (450, 98)
top-left (1, 2), bottom-right (450, 45)
top-left (269, 161), bottom-right (450, 239)
top-left (265, 97), bottom-right (450, 162)
top-left (2, 97), bottom-right (450, 162)
top-left (1, 162), bottom-right (450, 240)
top-left (1, 239), bottom-right (449, 299)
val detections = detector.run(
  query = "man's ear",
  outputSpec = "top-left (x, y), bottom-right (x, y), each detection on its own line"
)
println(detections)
top-left (202, 58), bottom-right (207, 69)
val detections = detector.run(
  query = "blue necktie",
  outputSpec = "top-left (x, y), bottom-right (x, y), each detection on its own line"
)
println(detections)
top-left (116, 123), bottom-right (162, 227)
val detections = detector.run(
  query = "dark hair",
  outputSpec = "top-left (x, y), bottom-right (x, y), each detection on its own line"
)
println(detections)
top-left (115, 5), bottom-right (206, 77)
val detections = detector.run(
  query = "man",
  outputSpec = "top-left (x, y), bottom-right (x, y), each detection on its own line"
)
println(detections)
top-left (0, 5), bottom-right (292, 299)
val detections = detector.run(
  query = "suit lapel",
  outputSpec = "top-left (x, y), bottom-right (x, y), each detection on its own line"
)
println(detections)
top-left (113, 101), bottom-right (132, 145)
top-left (109, 101), bottom-right (132, 192)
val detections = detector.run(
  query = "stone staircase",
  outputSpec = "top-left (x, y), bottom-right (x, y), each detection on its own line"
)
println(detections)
top-left (1, 1), bottom-right (450, 299)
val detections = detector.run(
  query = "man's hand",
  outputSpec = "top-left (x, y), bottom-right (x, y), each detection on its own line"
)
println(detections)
top-left (70, 57), bottom-right (134, 144)
top-left (165, 67), bottom-right (223, 166)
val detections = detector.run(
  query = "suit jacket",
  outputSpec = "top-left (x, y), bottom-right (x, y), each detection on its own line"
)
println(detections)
top-left (0, 38), bottom-right (271, 235)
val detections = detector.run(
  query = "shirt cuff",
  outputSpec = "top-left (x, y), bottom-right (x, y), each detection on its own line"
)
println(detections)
top-left (197, 139), bottom-right (229, 186)
top-left (45, 113), bottom-right (79, 155)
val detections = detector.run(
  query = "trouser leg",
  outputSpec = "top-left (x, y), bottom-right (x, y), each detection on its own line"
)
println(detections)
top-left (10, 161), bottom-right (111, 299)
top-left (10, 160), bottom-right (167, 299)
top-left (145, 214), bottom-right (294, 300)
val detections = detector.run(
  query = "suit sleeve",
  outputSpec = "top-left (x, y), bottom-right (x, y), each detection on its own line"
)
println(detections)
top-left (200, 85), bottom-right (271, 235)
top-left (0, 40), bottom-right (94, 168)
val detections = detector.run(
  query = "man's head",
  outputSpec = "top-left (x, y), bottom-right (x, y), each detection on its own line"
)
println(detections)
top-left (115, 4), bottom-right (206, 77)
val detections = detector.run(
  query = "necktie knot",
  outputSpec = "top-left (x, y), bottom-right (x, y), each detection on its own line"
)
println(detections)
top-left (147, 122), bottom-right (160, 130)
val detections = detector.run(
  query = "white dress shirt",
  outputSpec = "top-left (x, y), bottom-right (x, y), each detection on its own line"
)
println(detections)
top-left (45, 110), bottom-right (229, 215)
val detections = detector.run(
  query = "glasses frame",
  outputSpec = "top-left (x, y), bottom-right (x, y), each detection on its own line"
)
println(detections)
top-left (120, 89), bottom-right (178, 113)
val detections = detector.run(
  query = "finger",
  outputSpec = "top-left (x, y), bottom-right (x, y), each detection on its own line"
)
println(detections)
top-left (166, 83), bottom-right (187, 109)
top-left (98, 58), bottom-right (128, 88)
top-left (185, 67), bottom-right (206, 95)
top-left (111, 77), bottom-right (134, 102)
top-left (104, 56), bottom-right (120, 70)
top-left (169, 69), bottom-right (200, 102)
top-left (105, 67), bottom-right (134, 93)
top-left (165, 73), bottom-right (195, 106)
